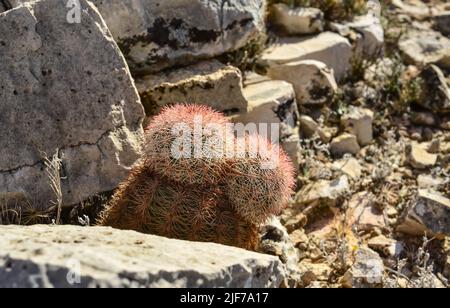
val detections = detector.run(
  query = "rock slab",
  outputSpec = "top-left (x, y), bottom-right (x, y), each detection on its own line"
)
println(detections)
top-left (0, 0), bottom-right (145, 208)
top-left (0, 225), bottom-right (286, 288)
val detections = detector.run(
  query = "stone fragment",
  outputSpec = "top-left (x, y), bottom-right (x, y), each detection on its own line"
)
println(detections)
top-left (136, 60), bottom-right (247, 116)
top-left (267, 60), bottom-right (337, 106)
top-left (397, 189), bottom-right (450, 238)
top-left (270, 4), bottom-right (324, 35)
top-left (330, 133), bottom-right (361, 157)
top-left (341, 107), bottom-right (374, 146)
top-left (261, 32), bottom-right (352, 81)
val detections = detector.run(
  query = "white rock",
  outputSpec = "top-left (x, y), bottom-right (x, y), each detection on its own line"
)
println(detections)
top-left (347, 192), bottom-right (387, 232)
top-left (391, 0), bottom-right (436, 20)
top-left (270, 4), bottom-right (324, 35)
top-left (136, 60), bottom-right (248, 115)
top-left (330, 133), bottom-right (361, 157)
top-left (299, 115), bottom-right (319, 138)
top-left (0, 0), bottom-right (144, 208)
top-left (296, 176), bottom-right (350, 206)
top-left (398, 189), bottom-right (450, 238)
top-left (407, 143), bottom-right (437, 169)
top-left (399, 29), bottom-right (450, 69)
top-left (332, 158), bottom-right (362, 179)
top-left (261, 32), bottom-right (352, 81)
top-left (417, 174), bottom-right (445, 189)
top-left (368, 235), bottom-right (404, 258)
top-left (0, 225), bottom-right (286, 288)
top-left (342, 247), bottom-right (384, 288)
top-left (267, 60), bottom-right (337, 105)
top-left (341, 107), bottom-right (374, 146)
top-left (233, 74), bottom-right (301, 167)
top-left (346, 0), bottom-right (384, 58)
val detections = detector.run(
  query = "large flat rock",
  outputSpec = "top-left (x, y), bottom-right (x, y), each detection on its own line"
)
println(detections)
top-left (0, 0), bottom-right (144, 208)
top-left (260, 32), bottom-right (352, 81)
top-left (0, 225), bottom-right (286, 288)
top-left (8, 0), bottom-right (266, 74)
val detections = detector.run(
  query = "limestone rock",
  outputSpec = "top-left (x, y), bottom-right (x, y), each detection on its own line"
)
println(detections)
top-left (418, 64), bottom-right (450, 113)
top-left (407, 143), bottom-right (437, 169)
top-left (270, 4), bottom-right (324, 35)
top-left (295, 176), bottom-right (349, 206)
top-left (136, 60), bottom-right (247, 116)
top-left (342, 247), bottom-right (384, 288)
top-left (368, 235), bottom-right (404, 258)
top-left (94, 0), bottom-right (266, 74)
top-left (267, 60), bottom-right (337, 106)
top-left (259, 218), bottom-right (300, 287)
top-left (434, 12), bottom-right (450, 36)
top-left (399, 29), bottom-right (450, 69)
top-left (341, 107), bottom-right (374, 146)
top-left (346, 0), bottom-right (384, 58)
top-left (0, 0), bottom-right (144, 208)
top-left (233, 73), bottom-right (301, 167)
top-left (330, 134), bottom-right (361, 157)
top-left (261, 32), bottom-right (352, 81)
top-left (391, 0), bottom-right (436, 20)
top-left (347, 192), bottom-right (387, 232)
top-left (0, 225), bottom-right (286, 288)
top-left (299, 115), bottom-right (319, 139)
top-left (332, 158), bottom-right (362, 179)
top-left (397, 189), bottom-right (450, 238)
top-left (299, 262), bottom-right (332, 286)
top-left (417, 174), bottom-right (445, 189)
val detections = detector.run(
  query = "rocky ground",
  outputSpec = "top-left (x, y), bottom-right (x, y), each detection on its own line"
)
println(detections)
top-left (1, 0), bottom-right (450, 288)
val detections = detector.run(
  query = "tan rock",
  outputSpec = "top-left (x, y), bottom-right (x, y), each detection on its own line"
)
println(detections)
top-left (233, 74), bottom-right (301, 167)
top-left (332, 158), bottom-right (362, 179)
top-left (267, 60), bottom-right (337, 105)
top-left (342, 247), bottom-right (384, 288)
top-left (270, 4), bottom-right (324, 35)
top-left (296, 176), bottom-right (349, 206)
top-left (368, 235), bottom-right (404, 258)
top-left (417, 174), bottom-right (445, 189)
top-left (341, 107), bottom-right (374, 146)
top-left (136, 60), bottom-right (247, 116)
top-left (261, 32), bottom-right (352, 80)
top-left (299, 262), bottom-right (332, 286)
top-left (330, 133), bottom-right (361, 157)
top-left (397, 189), bottom-right (450, 238)
top-left (347, 192), bottom-right (387, 232)
top-left (408, 143), bottom-right (437, 169)
top-left (399, 29), bottom-right (450, 69)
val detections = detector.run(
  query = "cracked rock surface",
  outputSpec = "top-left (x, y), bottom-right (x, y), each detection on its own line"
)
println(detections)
top-left (88, 0), bottom-right (266, 74)
top-left (0, 0), bottom-right (144, 207)
top-left (0, 225), bottom-right (286, 288)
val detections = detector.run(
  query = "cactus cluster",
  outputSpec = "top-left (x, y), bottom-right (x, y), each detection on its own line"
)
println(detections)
top-left (99, 104), bottom-right (295, 250)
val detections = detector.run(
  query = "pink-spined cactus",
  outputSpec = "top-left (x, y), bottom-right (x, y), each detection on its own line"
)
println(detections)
top-left (100, 104), bottom-right (296, 250)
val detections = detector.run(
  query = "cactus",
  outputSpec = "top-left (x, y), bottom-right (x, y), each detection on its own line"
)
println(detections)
top-left (144, 104), bottom-right (234, 185)
top-left (99, 161), bottom-right (259, 250)
top-left (227, 133), bottom-right (296, 224)
top-left (100, 104), bottom-right (295, 250)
